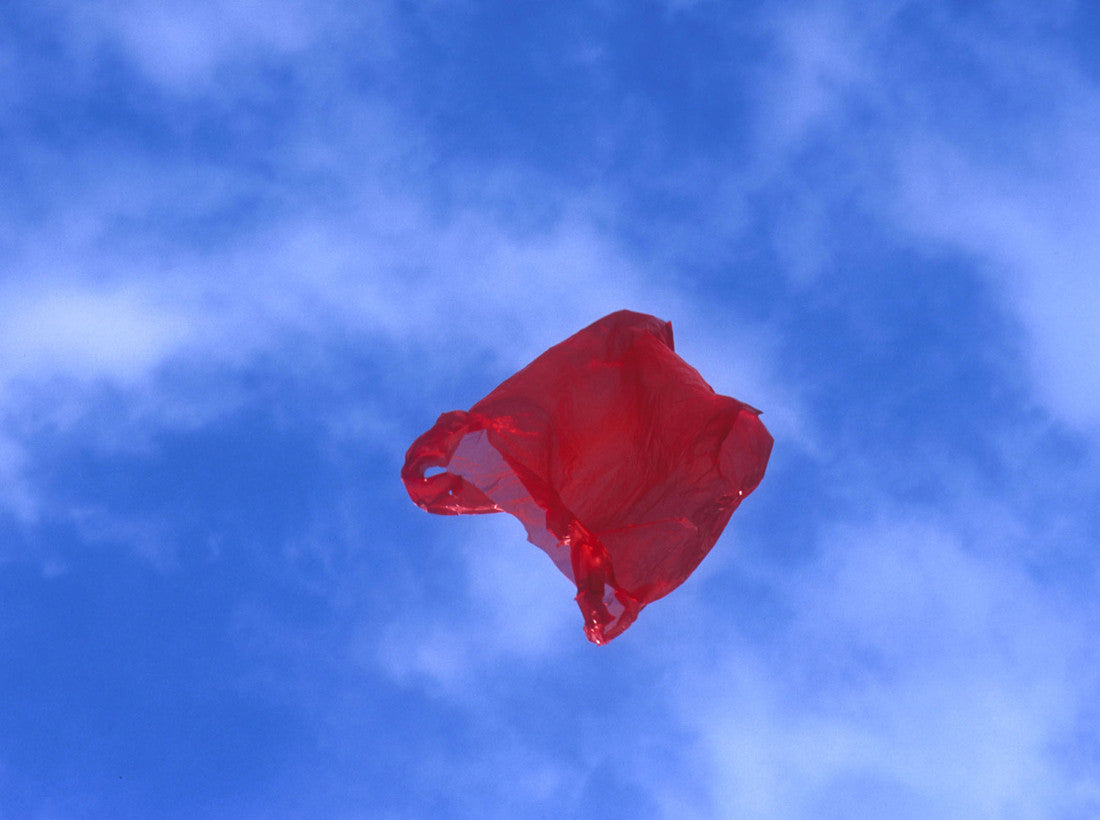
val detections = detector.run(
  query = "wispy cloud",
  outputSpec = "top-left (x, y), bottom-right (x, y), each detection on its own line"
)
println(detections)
top-left (3, 1), bottom-right (1097, 816)
top-left (734, 0), bottom-right (1100, 435)
top-left (669, 506), bottom-right (1097, 816)
top-left (0, 284), bottom-right (193, 384)
top-left (373, 516), bottom-right (578, 695)
top-left (0, 105), bottom-right (799, 542)
top-left (51, 0), bottom-right (385, 92)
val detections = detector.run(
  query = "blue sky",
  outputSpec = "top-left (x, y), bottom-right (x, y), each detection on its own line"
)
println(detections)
top-left (2, 1), bottom-right (1099, 816)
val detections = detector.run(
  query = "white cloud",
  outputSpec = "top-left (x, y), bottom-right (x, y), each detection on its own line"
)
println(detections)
top-left (0, 282), bottom-right (197, 523)
top-left (373, 513), bottom-right (577, 694)
top-left (669, 510), bottom-right (1098, 817)
top-left (1, 0), bottom-right (818, 538)
top-left (0, 169), bottom-right (804, 567)
top-left (893, 129), bottom-right (1100, 432)
top-left (0, 284), bottom-right (193, 384)
top-left (751, 4), bottom-right (873, 158)
top-left (741, 0), bottom-right (1100, 435)
top-left (60, 0), bottom-right (350, 90)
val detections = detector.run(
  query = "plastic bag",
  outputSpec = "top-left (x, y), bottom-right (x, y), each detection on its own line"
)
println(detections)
top-left (402, 310), bottom-right (772, 644)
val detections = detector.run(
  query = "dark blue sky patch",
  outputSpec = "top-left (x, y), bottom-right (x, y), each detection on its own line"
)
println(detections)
top-left (389, 1), bottom-right (762, 186)
top-left (37, 411), bottom-right (327, 551)
top-left (0, 550), bottom-right (309, 818)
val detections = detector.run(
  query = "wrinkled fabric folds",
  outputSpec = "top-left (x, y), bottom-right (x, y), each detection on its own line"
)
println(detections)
top-left (402, 310), bottom-right (773, 644)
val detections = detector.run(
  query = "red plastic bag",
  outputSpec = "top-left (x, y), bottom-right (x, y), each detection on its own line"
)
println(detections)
top-left (402, 310), bottom-right (772, 644)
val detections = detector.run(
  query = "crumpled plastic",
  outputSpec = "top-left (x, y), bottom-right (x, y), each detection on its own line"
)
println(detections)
top-left (402, 310), bottom-right (773, 644)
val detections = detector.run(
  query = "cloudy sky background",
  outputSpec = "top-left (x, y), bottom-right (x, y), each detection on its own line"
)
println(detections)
top-left (2, 1), bottom-right (1099, 816)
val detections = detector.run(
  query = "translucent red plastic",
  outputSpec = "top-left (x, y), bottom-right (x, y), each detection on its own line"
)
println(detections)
top-left (401, 310), bottom-right (773, 644)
